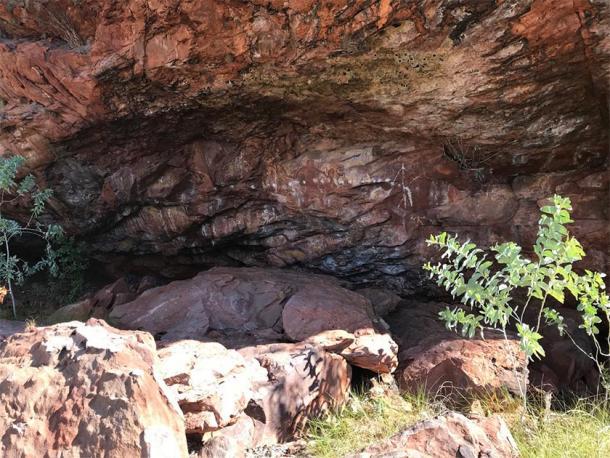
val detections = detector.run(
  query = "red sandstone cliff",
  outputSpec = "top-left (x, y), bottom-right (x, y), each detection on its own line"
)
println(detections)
top-left (0, 0), bottom-right (608, 287)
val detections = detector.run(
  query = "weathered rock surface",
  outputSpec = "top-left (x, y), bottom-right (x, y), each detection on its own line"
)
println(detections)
top-left (0, 319), bottom-right (25, 343)
top-left (387, 300), bottom-right (460, 349)
top-left (349, 412), bottom-right (518, 457)
top-left (166, 338), bottom-right (351, 455)
top-left (281, 287), bottom-right (377, 341)
top-left (342, 330), bottom-right (399, 374)
top-left (305, 329), bottom-right (398, 374)
top-left (0, 0), bottom-right (606, 290)
top-left (389, 301), bottom-right (527, 397)
top-left (357, 288), bottom-right (402, 317)
top-left (198, 414), bottom-right (259, 458)
top-left (47, 277), bottom-right (138, 324)
top-left (47, 299), bottom-right (94, 324)
top-left (239, 342), bottom-right (351, 443)
top-left (396, 333), bottom-right (528, 398)
top-left (157, 340), bottom-right (267, 434)
top-left (0, 319), bottom-right (188, 458)
top-left (110, 275), bottom-right (212, 343)
top-left (109, 267), bottom-right (380, 343)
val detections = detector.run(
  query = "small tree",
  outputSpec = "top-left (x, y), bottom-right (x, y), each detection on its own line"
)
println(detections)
top-left (423, 195), bottom-right (609, 392)
top-left (0, 155), bottom-right (63, 318)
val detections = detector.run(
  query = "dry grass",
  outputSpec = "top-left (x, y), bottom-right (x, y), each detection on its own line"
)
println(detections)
top-left (509, 396), bottom-right (610, 458)
top-left (306, 389), bottom-right (443, 457)
top-left (24, 317), bottom-right (37, 331)
top-left (25, 3), bottom-right (86, 48)
top-left (306, 388), bottom-right (610, 458)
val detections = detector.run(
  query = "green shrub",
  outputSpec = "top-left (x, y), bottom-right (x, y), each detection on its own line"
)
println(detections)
top-left (0, 155), bottom-right (63, 317)
top-left (424, 195), bottom-right (609, 390)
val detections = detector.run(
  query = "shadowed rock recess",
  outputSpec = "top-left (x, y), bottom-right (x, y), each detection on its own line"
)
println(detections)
top-left (0, 0), bottom-right (608, 290)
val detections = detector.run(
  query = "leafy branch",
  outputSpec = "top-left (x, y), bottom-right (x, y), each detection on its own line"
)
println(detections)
top-left (0, 155), bottom-right (63, 318)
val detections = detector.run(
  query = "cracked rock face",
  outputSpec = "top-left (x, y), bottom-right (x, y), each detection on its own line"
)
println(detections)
top-left (157, 339), bottom-right (269, 434)
top-left (239, 341), bottom-right (352, 443)
top-left (155, 338), bottom-right (351, 453)
top-left (0, 0), bottom-right (607, 290)
top-left (0, 319), bottom-right (188, 458)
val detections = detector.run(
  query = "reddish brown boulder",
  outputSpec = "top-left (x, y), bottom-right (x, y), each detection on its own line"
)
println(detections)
top-left (46, 299), bottom-right (93, 324)
top-left (282, 288), bottom-right (377, 342)
top-left (305, 329), bottom-right (398, 374)
top-left (157, 340), bottom-right (267, 434)
top-left (341, 329), bottom-right (399, 374)
top-left (88, 278), bottom-right (137, 316)
top-left (396, 333), bottom-right (527, 398)
top-left (349, 412), bottom-right (518, 457)
top-left (109, 276), bottom-right (211, 342)
top-left (186, 339), bottom-right (351, 454)
top-left (109, 267), bottom-right (380, 343)
top-left (304, 329), bottom-right (355, 352)
top-left (389, 301), bottom-right (527, 397)
top-left (356, 288), bottom-right (402, 317)
top-left (239, 342), bottom-right (351, 443)
top-left (0, 319), bottom-right (188, 457)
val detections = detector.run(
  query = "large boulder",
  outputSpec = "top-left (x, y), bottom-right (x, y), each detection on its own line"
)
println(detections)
top-left (396, 333), bottom-right (527, 398)
top-left (386, 300), bottom-right (456, 350)
top-left (0, 319), bottom-right (188, 458)
top-left (110, 275), bottom-right (212, 343)
top-left (157, 340), bottom-right (267, 434)
top-left (349, 412), bottom-right (518, 457)
top-left (154, 337), bottom-right (351, 454)
top-left (341, 329), bottom-right (399, 374)
top-left (281, 287), bottom-right (377, 341)
top-left (389, 301), bottom-right (527, 397)
top-left (189, 341), bottom-right (351, 455)
top-left (239, 342), bottom-right (351, 443)
top-left (109, 267), bottom-right (381, 344)
top-left (47, 299), bottom-right (94, 324)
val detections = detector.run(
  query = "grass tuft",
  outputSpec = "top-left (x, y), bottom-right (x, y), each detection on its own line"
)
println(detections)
top-left (306, 389), bottom-right (443, 457)
top-left (306, 388), bottom-right (610, 458)
top-left (510, 397), bottom-right (610, 458)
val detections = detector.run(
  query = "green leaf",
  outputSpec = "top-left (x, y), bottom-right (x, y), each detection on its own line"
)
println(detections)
top-left (549, 288), bottom-right (565, 304)
top-left (0, 155), bottom-right (26, 191)
top-left (17, 174), bottom-right (35, 195)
